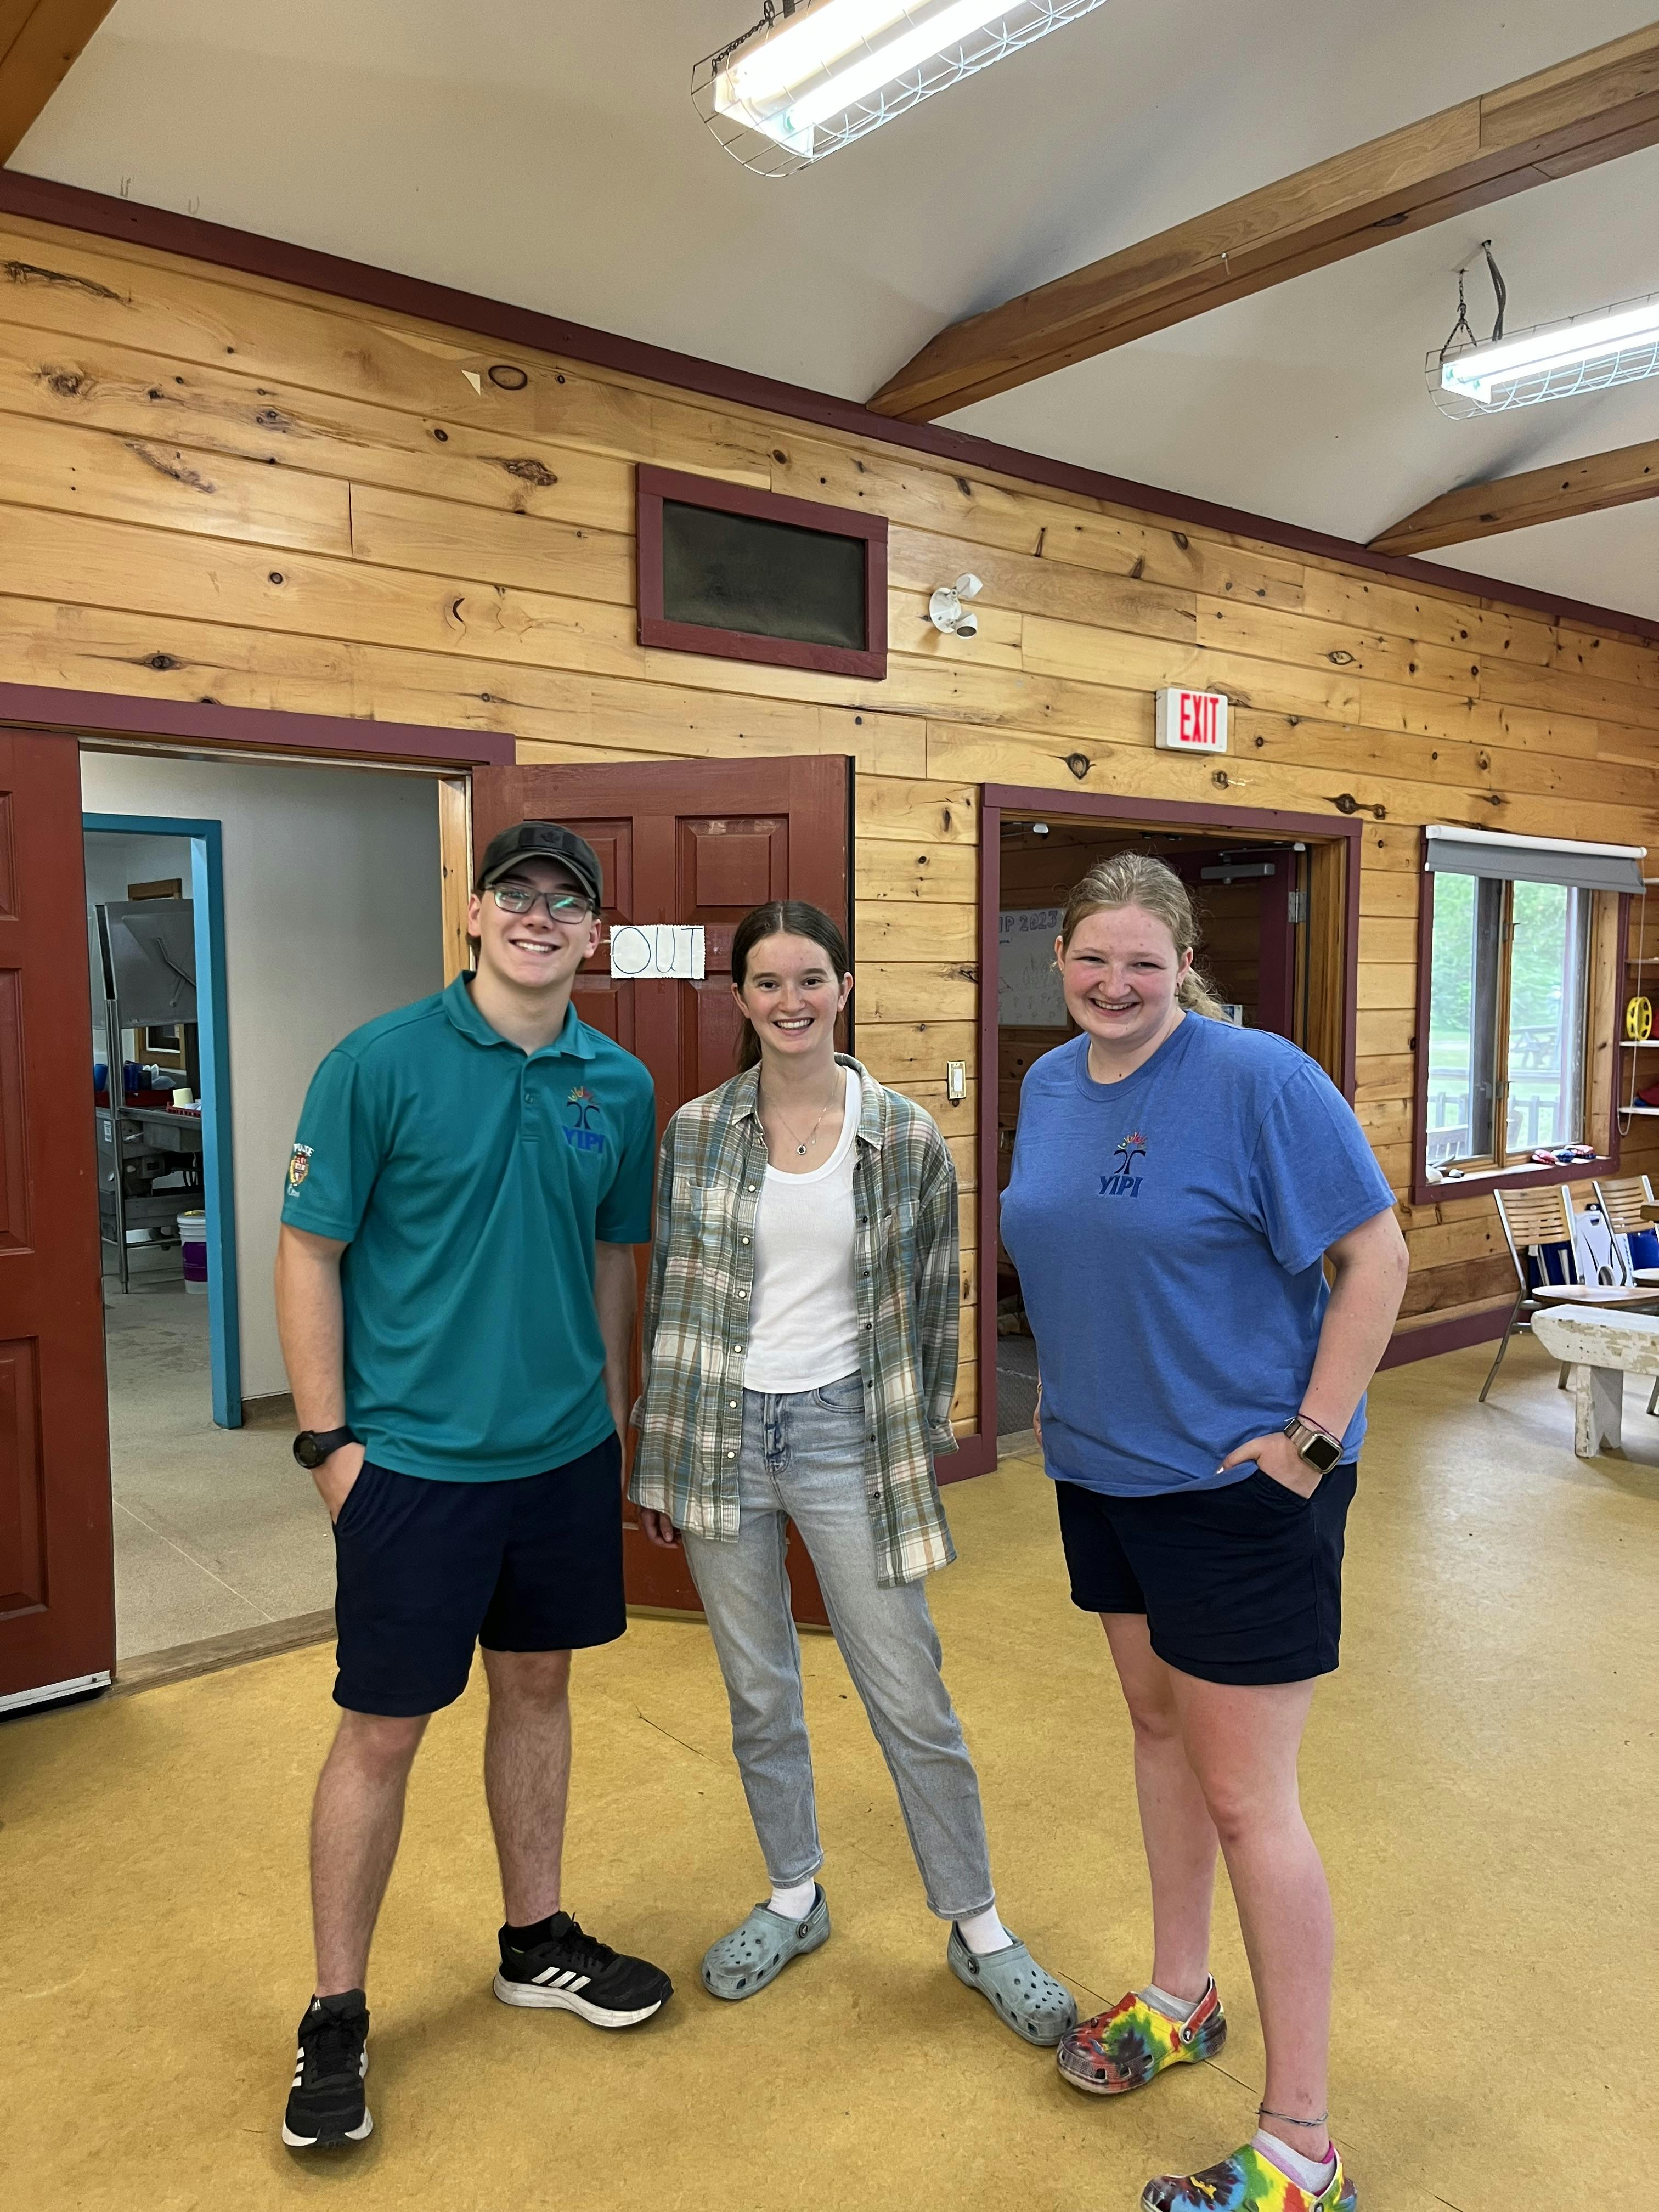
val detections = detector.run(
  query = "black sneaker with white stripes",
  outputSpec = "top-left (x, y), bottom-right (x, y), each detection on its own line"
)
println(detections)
top-left (281, 1990), bottom-right (371, 2150)
top-left (493, 1912), bottom-right (672, 2027)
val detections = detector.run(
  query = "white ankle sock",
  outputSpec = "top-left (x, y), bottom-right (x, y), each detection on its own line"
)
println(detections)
top-left (955, 1903), bottom-right (1013, 1955)
top-left (1139, 1978), bottom-right (1207, 2022)
top-left (1253, 2129), bottom-right (1336, 2193)
top-left (768, 1878), bottom-right (817, 1920)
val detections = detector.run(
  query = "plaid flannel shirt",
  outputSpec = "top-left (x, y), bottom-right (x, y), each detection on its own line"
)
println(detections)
top-left (629, 1056), bottom-right (960, 1587)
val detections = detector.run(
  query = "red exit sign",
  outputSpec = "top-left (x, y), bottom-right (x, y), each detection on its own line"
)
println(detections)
top-left (1155, 687), bottom-right (1229, 753)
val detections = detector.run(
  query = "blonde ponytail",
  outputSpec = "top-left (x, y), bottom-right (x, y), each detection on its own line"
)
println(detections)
top-left (1059, 851), bottom-right (1231, 1020)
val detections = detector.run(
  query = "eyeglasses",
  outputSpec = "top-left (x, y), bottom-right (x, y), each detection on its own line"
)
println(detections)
top-left (489, 884), bottom-right (597, 923)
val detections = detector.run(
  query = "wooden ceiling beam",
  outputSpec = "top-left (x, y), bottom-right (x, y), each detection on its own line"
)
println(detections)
top-left (870, 23), bottom-right (1659, 422)
top-left (1371, 437), bottom-right (1659, 555)
top-left (0, 0), bottom-right (117, 165)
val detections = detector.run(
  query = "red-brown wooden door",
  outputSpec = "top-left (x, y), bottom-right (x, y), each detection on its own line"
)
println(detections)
top-left (472, 755), bottom-right (850, 1623)
top-left (0, 733), bottom-right (114, 1706)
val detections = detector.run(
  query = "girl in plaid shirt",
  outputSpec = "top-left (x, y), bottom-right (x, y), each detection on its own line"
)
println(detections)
top-left (631, 900), bottom-right (1074, 2038)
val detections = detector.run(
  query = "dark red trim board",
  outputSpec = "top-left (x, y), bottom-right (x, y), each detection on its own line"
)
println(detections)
top-left (0, 682), bottom-right (515, 766)
top-left (977, 784), bottom-right (1363, 1463)
top-left (1, 169), bottom-right (1654, 648)
top-left (940, 1432), bottom-right (995, 1485)
top-left (1378, 1304), bottom-right (1508, 1368)
top-left (636, 465), bottom-right (888, 680)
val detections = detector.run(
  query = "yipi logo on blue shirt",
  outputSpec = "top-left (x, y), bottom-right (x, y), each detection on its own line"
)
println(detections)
top-left (563, 1086), bottom-right (605, 1153)
top-left (1101, 1130), bottom-right (1147, 1198)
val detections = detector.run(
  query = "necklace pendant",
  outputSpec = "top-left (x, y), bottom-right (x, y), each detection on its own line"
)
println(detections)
top-left (796, 1143), bottom-right (807, 1155)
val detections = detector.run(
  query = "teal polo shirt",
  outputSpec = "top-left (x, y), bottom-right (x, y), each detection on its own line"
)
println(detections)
top-left (281, 977), bottom-right (657, 1482)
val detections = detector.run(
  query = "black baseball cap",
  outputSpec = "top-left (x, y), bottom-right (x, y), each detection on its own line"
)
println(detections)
top-left (475, 821), bottom-right (603, 909)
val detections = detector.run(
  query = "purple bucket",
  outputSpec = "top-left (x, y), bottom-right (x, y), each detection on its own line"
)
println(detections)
top-left (179, 1210), bottom-right (208, 1293)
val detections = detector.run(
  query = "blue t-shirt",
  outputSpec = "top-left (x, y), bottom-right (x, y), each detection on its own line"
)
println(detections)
top-left (281, 978), bottom-right (657, 1482)
top-left (1000, 1017), bottom-right (1395, 1498)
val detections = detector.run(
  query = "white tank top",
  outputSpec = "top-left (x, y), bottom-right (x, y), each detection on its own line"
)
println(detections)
top-left (743, 1066), bottom-right (862, 1393)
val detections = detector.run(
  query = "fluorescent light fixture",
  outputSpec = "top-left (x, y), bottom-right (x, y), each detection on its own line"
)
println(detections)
top-left (1432, 290), bottom-right (1659, 417)
top-left (693, 0), bottom-right (1110, 177)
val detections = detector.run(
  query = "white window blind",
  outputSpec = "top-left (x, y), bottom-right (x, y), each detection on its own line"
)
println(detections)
top-left (1424, 824), bottom-right (1645, 894)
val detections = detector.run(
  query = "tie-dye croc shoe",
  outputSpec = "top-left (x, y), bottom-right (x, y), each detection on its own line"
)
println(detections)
top-left (1141, 2140), bottom-right (1356, 2212)
top-left (1057, 1978), bottom-right (1226, 2095)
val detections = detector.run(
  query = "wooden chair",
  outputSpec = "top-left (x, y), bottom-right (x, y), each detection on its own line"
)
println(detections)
top-left (1479, 1186), bottom-right (1659, 1403)
top-left (1592, 1175), bottom-right (1659, 1283)
top-left (1593, 1175), bottom-right (1659, 1410)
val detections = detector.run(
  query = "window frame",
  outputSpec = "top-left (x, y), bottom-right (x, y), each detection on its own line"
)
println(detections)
top-left (1411, 861), bottom-right (1627, 1206)
top-left (635, 464), bottom-right (888, 679)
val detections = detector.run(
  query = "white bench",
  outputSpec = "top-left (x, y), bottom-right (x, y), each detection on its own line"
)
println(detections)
top-left (1530, 1306), bottom-right (1659, 1458)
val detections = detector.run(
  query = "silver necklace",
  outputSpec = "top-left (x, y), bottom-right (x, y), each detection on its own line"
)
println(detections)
top-left (761, 1077), bottom-right (841, 1157)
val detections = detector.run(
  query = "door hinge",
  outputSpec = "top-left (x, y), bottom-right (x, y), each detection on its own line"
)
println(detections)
top-left (1288, 889), bottom-right (1308, 924)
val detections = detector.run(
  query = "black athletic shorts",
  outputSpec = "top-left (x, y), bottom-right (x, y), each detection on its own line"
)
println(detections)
top-left (331, 1432), bottom-right (627, 1717)
top-left (1054, 1462), bottom-right (1357, 1686)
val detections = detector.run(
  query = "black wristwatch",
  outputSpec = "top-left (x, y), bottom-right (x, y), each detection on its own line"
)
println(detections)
top-left (293, 1425), bottom-right (356, 1470)
top-left (1282, 1415), bottom-right (1343, 1475)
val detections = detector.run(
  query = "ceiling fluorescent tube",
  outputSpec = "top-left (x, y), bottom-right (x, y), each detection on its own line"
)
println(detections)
top-left (697, 0), bottom-right (1110, 176)
top-left (1437, 292), bottom-right (1659, 415)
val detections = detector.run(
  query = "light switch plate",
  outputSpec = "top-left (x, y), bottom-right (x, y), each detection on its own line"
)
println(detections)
top-left (945, 1059), bottom-right (966, 1103)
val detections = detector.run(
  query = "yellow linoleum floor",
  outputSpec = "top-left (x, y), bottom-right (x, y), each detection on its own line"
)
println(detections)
top-left (4, 1338), bottom-right (1655, 2212)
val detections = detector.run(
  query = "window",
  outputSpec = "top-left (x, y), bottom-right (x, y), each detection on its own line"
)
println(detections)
top-left (636, 465), bottom-right (887, 679)
top-left (1418, 825), bottom-right (1644, 1189)
top-left (1425, 876), bottom-right (1593, 1168)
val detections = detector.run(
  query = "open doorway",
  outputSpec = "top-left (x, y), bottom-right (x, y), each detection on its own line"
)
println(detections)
top-left (982, 791), bottom-right (1360, 1449)
top-left (79, 748), bottom-right (449, 1667)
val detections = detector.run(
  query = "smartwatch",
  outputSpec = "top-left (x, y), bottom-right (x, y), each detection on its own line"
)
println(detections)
top-left (1282, 1415), bottom-right (1343, 1475)
top-left (293, 1425), bottom-right (356, 1470)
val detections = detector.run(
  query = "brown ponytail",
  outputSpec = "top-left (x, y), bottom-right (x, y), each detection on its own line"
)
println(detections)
top-left (1059, 852), bottom-right (1231, 1019)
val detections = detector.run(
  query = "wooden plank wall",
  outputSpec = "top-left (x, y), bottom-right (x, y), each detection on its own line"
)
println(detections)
top-left (4, 211), bottom-right (1658, 1416)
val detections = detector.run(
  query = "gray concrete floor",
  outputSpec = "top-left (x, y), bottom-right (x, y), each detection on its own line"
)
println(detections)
top-left (105, 1245), bottom-right (332, 1660)
top-left (995, 1329), bottom-right (1040, 1436)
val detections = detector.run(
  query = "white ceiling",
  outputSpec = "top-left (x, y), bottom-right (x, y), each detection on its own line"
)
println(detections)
top-left (14, 0), bottom-right (1659, 619)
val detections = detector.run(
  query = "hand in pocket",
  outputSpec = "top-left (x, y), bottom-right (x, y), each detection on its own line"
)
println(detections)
top-left (315, 1441), bottom-right (367, 1523)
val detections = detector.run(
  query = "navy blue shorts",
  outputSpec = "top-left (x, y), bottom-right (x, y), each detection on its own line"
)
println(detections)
top-left (1054, 1463), bottom-right (1358, 1686)
top-left (331, 1434), bottom-right (627, 1717)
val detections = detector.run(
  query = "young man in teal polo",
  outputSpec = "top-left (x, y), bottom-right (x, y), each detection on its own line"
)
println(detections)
top-left (274, 819), bottom-right (671, 2152)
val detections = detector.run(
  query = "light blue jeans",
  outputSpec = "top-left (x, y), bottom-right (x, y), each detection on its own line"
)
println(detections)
top-left (681, 1375), bottom-right (995, 1920)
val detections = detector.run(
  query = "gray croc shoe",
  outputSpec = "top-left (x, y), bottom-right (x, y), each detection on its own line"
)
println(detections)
top-left (947, 1925), bottom-right (1078, 2046)
top-left (701, 1887), bottom-right (831, 2002)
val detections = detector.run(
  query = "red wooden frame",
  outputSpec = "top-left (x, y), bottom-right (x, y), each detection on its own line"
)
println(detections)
top-left (0, 682), bottom-right (515, 766)
top-left (636, 466), bottom-right (888, 680)
top-left (1408, 851), bottom-right (1626, 1206)
top-left (977, 786), bottom-right (1364, 1458)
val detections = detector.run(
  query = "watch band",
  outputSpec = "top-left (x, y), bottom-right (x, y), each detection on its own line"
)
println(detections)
top-left (293, 1425), bottom-right (356, 1469)
top-left (1282, 1414), bottom-right (1342, 1472)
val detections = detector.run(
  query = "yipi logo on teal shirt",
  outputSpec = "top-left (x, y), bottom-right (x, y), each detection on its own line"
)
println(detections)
top-left (1100, 1130), bottom-right (1147, 1198)
top-left (563, 1085), bottom-right (605, 1154)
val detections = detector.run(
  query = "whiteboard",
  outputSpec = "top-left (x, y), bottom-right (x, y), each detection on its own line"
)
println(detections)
top-left (999, 908), bottom-right (1066, 1026)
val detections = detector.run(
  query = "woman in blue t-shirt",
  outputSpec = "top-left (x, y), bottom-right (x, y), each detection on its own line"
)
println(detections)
top-left (1001, 852), bottom-right (1408, 2212)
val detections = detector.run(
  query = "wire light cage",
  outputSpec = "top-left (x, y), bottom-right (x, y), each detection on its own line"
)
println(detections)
top-left (693, 0), bottom-right (1111, 178)
top-left (1430, 288), bottom-right (1659, 419)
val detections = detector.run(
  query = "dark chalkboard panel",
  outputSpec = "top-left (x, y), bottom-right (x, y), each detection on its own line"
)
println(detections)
top-left (636, 465), bottom-right (888, 680)
top-left (662, 500), bottom-right (867, 651)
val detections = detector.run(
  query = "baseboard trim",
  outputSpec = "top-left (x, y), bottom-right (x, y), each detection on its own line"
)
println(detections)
top-left (112, 1609), bottom-right (335, 1697)
top-left (239, 1391), bottom-right (296, 1430)
top-left (1378, 1302), bottom-right (1511, 1369)
top-left (109, 1589), bottom-right (842, 1695)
